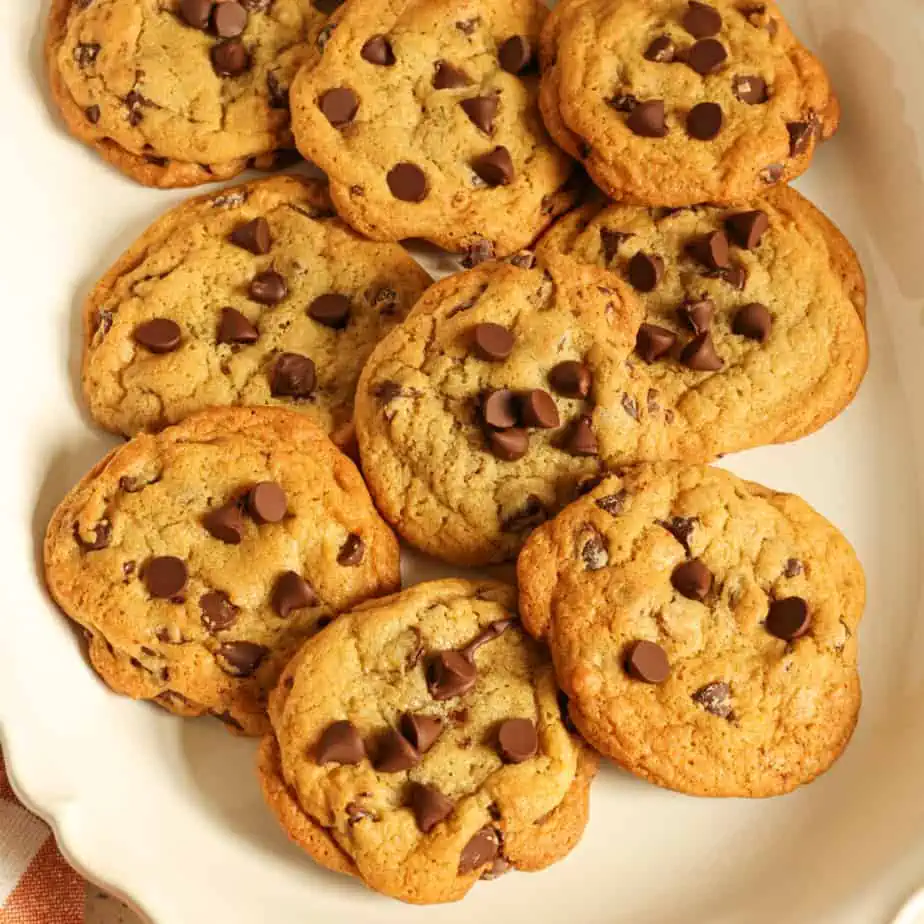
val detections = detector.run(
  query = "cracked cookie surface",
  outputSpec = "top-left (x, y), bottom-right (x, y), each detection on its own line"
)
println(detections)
top-left (46, 0), bottom-right (331, 187)
top-left (536, 184), bottom-right (868, 460)
top-left (353, 253), bottom-right (644, 566)
top-left (44, 406), bottom-right (400, 735)
top-left (82, 176), bottom-right (432, 441)
top-left (289, 0), bottom-right (577, 257)
top-left (258, 578), bottom-right (597, 904)
top-left (539, 0), bottom-right (838, 205)
top-left (518, 463), bottom-right (865, 797)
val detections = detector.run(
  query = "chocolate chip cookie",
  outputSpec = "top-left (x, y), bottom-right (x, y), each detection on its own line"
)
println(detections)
top-left (353, 252), bottom-right (645, 566)
top-left (82, 176), bottom-right (431, 443)
top-left (536, 184), bottom-right (868, 460)
top-left (518, 463), bottom-right (865, 797)
top-left (257, 578), bottom-right (597, 903)
top-left (539, 0), bottom-right (839, 205)
top-left (44, 407), bottom-right (400, 735)
top-left (288, 0), bottom-right (577, 258)
top-left (46, 0), bottom-right (332, 187)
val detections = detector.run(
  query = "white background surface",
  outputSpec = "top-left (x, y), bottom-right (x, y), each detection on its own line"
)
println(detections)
top-left (2, 1), bottom-right (924, 922)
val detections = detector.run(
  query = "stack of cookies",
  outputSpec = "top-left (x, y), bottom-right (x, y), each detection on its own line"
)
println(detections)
top-left (43, 0), bottom-right (868, 906)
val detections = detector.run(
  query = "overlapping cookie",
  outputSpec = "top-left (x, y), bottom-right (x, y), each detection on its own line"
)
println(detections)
top-left (518, 464), bottom-right (865, 797)
top-left (44, 407), bottom-right (400, 735)
top-left (289, 0), bottom-right (577, 259)
top-left (82, 176), bottom-right (431, 443)
top-left (258, 579), bottom-right (597, 903)
top-left (536, 184), bottom-right (867, 461)
top-left (353, 253), bottom-right (644, 565)
top-left (46, 0), bottom-right (333, 187)
top-left (539, 0), bottom-right (839, 205)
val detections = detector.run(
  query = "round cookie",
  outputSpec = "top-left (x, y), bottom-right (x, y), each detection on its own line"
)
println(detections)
top-left (518, 463), bottom-right (865, 798)
top-left (258, 578), bottom-right (598, 904)
top-left (289, 0), bottom-right (577, 259)
top-left (44, 407), bottom-right (400, 735)
top-left (45, 0), bottom-right (332, 188)
top-left (353, 253), bottom-right (644, 566)
top-left (539, 0), bottom-right (839, 206)
top-left (82, 176), bottom-right (432, 442)
top-left (536, 184), bottom-right (868, 459)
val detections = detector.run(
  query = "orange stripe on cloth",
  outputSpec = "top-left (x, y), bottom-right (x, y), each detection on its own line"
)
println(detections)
top-left (0, 837), bottom-right (83, 924)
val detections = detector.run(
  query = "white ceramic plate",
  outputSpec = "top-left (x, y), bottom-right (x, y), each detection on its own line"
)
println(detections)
top-left (3, 1), bottom-right (924, 922)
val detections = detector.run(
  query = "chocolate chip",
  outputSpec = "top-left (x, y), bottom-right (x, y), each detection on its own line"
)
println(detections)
top-left (374, 728), bottom-right (420, 772)
top-left (678, 298), bottom-right (714, 333)
top-left (690, 39), bottom-right (727, 76)
top-left (144, 557), bottom-right (187, 598)
top-left (133, 318), bottom-right (181, 353)
top-left (488, 428), bottom-right (529, 461)
top-left (346, 802), bottom-right (373, 825)
top-left (272, 571), bottom-right (317, 617)
top-left (200, 591), bottom-right (239, 632)
top-left (507, 250), bottom-right (536, 269)
top-left (124, 90), bottom-right (146, 126)
top-left (312, 0), bottom-right (343, 12)
top-left (267, 72), bottom-right (289, 109)
top-left (74, 519), bottom-right (111, 552)
top-left (498, 35), bottom-right (532, 74)
top-left (596, 491), bottom-right (626, 516)
top-left (788, 121), bottom-right (814, 156)
top-left (457, 17), bottom-right (479, 34)
top-left (733, 75), bottom-right (769, 104)
top-left (217, 307), bottom-right (258, 345)
top-left (213, 2), bottom-right (248, 37)
top-left (671, 559), bottom-right (713, 600)
top-left (375, 381), bottom-right (403, 404)
top-left (760, 163), bottom-right (784, 184)
top-left (270, 353), bottom-right (316, 397)
top-left (460, 95), bottom-right (497, 134)
top-left (360, 35), bottom-right (394, 66)
top-left (520, 390), bottom-right (560, 429)
top-left (309, 293), bottom-right (352, 329)
top-left (680, 332), bottom-right (724, 371)
top-left (635, 323), bottom-right (676, 362)
top-left (766, 597), bottom-right (811, 640)
top-left (687, 230), bottom-right (730, 270)
top-left (217, 641), bottom-right (267, 676)
top-left (211, 38), bottom-right (250, 77)
top-left (203, 501), bottom-right (244, 544)
top-left (563, 415), bottom-right (597, 456)
top-left (428, 650), bottom-right (477, 700)
top-left (581, 528), bottom-right (608, 570)
top-left (687, 102), bottom-right (723, 140)
top-left (337, 534), bottom-right (365, 566)
top-left (472, 146), bottom-right (514, 186)
top-left (85, 105), bottom-right (101, 124)
top-left (497, 718), bottom-right (538, 763)
top-left (692, 681), bottom-right (733, 718)
top-left (717, 262), bottom-right (747, 289)
top-left (316, 720), bottom-right (365, 765)
top-left (459, 828), bottom-right (500, 874)
top-left (628, 252), bottom-right (666, 292)
top-left (472, 323), bottom-right (514, 361)
top-left (247, 482), bottom-right (286, 523)
top-left (387, 163), bottom-right (428, 202)
top-left (600, 229), bottom-right (630, 262)
top-left (658, 516), bottom-right (697, 554)
top-left (501, 495), bottom-right (547, 533)
top-left (645, 36), bottom-right (675, 62)
top-left (627, 100), bottom-right (668, 138)
top-left (725, 210), bottom-right (769, 249)
top-left (548, 361), bottom-right (591, 399)
top-left (484, 855), bottom-right (511, 880)
top-left (733, 302), bottom-right (772, 342)
top-left (230, 217), bottom-right (271, 255)
top-left (461, 619), bottom-right (514, 660)
top-left (74, 42), bottom-right (100, 67)
top-left (249, 270), bottom-right (287, 305)
top-left (401, 713), bottom-right (443, 753)
top-left (319, 88), bottom-right (359, 127)
top-left (483, 389), bottom-right (518, 429)
top-left (461, 239), bottom-right (495, 268)
top-left (409, 783), bottom-right (453, 833)
top-left (625, 640), bottom-right (670, 683)
top-left (683, 1), bottom-right (722, 37)
top-left (609, 94), bottom-right (638, 113)
top-left (179, 0), bottom-right (213, 30)
top-left (433, 61), bottom-right (470, 89)
top-left (783, 558), bottom-right (803, 578)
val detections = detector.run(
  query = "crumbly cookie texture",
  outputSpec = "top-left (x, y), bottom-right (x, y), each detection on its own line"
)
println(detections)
top-left (82, 176), bottom-right (431, 442)
top-left (539, 0), bottom-right (839, 206)
top-left (518, 463), bottom-right (865, 798)
top-left (46, 0), bottom-right (331, 187)
top-left (353, 253), bottom-right (644, 566)
top-left (536, 184), bottom-right (868, 458)
top-left (289, 0), bottom-right (577, 258)
top-left (44, 407), bottom-right (400, 735)
top-left (258, 578), bottom-right (598, 904)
